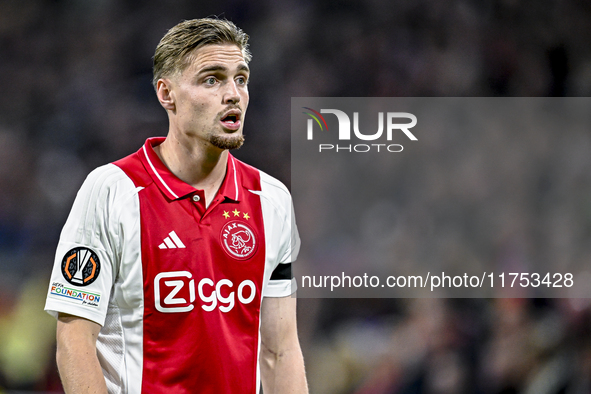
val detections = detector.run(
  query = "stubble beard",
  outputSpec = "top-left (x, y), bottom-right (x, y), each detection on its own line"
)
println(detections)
top-left (209, 133), bottom-right (245, 150)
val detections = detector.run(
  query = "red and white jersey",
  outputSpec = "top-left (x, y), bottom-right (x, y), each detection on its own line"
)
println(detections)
top-left (45, 137), bottom-right (300, 394)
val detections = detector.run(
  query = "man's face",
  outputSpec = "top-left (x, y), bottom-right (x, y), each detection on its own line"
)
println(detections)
top-left (166, 44), bottom-right (250, 150)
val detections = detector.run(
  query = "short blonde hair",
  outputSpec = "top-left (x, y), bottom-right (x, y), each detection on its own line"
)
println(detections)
top-left (152, 18), bottom-right (251, 90)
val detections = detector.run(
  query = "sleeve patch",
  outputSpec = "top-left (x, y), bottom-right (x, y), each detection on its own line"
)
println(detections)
top-left (61, 247), bottom-right (101, 286)
top-left (48, 282), bottom-right (102, 308)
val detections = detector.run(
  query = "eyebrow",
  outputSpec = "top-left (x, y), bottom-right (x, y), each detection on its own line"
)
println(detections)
top-left (198, 64), bottom-right (250, 74)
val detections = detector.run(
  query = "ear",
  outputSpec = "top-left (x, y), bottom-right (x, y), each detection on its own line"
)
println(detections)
top-left (156, 79), bottom-right (176, 111)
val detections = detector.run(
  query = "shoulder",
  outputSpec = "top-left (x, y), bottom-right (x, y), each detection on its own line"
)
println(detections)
top-left (258, 170), bottom-right (292, 202)
top-left (84, 163), bottom-right (131, 187)
top-left (250, 169), bottom-right (293, 222)
top-left (61, 163), bottom-right (141, 247)
top-left (82, 163), bottom-right (137, 194)
top-left (81, 146), bottom-right (151, 199)
top-left (75, 163), bottom-right (141, 213)
top-left (233, 158), bottom-right (292, 207)
top-left (232, 156), bottom-right (291, 196)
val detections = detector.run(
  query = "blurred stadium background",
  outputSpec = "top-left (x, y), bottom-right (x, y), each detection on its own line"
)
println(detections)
top-left (1, 0), bottom-right (591, 393)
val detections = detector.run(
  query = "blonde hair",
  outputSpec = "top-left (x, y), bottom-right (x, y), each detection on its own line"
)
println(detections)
top-left (152, 18), bottom-right (251, 90)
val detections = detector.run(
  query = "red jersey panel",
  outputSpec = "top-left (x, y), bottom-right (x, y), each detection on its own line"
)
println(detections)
top-left (115, 138), bottom-right (265, 393)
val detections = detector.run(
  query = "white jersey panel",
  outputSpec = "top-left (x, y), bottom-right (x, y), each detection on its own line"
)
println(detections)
top-left (254, 170), bottom-right (301, 298)
top-left (44, 163), bottom-right (144, 394)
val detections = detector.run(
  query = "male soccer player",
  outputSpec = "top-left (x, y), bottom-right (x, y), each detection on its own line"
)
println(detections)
top-left (44, 18), bottom-right (308, 394)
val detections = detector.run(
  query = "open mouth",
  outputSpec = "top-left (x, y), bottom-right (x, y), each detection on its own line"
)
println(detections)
top-left (221, 114), bottom-right (239, 123)
top-left (220, 111), bottom-right (242, 130)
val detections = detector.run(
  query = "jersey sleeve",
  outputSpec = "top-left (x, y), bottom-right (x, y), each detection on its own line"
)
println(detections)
top-left (44, 164), bottom-right (133, 326)
top-left (259, 173), bottom-right (301, 298)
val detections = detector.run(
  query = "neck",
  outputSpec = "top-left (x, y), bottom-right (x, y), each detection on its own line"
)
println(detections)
top-left (155, 132), bottom-right (228, 207)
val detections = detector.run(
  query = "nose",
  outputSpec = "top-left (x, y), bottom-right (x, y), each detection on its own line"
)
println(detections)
top-left (223, 81), bottom-right (241, 104)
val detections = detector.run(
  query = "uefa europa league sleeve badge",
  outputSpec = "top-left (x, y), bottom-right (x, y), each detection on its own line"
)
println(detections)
top-left (61, 247), bottom-right (101, 286)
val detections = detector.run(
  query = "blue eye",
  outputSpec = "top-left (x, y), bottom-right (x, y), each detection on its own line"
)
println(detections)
top-left (205, 77), bottom-right (216, 85)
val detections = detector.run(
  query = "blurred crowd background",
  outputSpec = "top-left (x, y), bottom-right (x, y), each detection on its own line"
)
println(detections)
top-left (1, 0), bottom-right (591, 393)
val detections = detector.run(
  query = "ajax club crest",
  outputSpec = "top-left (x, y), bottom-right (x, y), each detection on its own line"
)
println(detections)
top-left (220, 221), bottom-right (257, 260)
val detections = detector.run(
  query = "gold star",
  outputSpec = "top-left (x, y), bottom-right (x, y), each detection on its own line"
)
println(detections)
top-left (233, 209), bottom-right (240, 217)
top-left (223, 211), bottom-right (230, 219)
top-left (243, 212), bottom-right (250, 220)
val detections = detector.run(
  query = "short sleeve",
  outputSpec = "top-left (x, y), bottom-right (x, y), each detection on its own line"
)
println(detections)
top-left (44, 164), bottom-right (133, 326)
top-left (258, 173), bottom-right (301, 298)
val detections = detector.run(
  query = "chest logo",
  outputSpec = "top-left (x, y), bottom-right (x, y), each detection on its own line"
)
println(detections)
top-left (220, 220), bottom-right (257, 260)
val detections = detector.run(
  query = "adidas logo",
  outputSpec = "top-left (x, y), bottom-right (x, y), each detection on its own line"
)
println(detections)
top-left (158, 231), bottom-right (186, 249)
